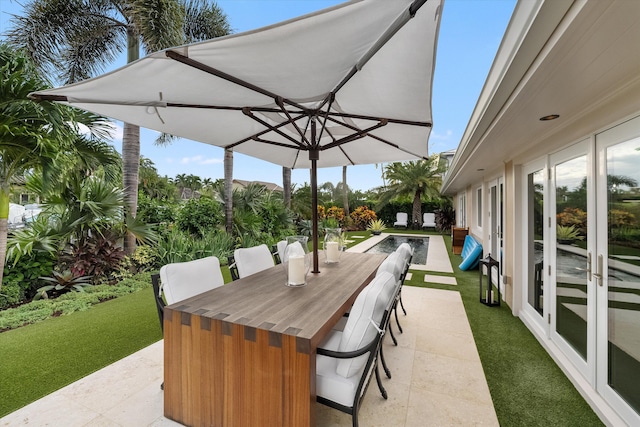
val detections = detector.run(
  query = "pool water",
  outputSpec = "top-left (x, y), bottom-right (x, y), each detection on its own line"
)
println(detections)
top-left (365, 235), bottom-right (429, 264)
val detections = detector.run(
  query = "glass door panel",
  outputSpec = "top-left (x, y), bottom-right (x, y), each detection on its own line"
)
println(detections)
top-left (555, 154), bottom-right (589, 361)
top-left (604, 137), bottom-right (640, 413)
top-left (527, 169), bottom-right (545, 316)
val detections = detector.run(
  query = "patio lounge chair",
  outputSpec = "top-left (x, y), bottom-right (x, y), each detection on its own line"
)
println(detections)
top-left (316, 271), bottom-right (397, 427)
top-left (228, 244), bottom-right (275, 280)
top-left (422, 212), bottom-right (436, 229)
top-left (393, 212), bottom-right (409, 228)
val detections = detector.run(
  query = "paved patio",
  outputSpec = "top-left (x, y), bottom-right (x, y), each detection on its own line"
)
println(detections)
top-left (1, 234), bottom-right (499, 426)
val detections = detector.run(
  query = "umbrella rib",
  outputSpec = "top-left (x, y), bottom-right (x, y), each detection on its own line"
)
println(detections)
top-left (167, 103), bottom-right (303, 115)
top-left (241, 108), bottom-right (307, 148)
top-left (276, 97), bottom-right (310, 145)
top-left (368, 132), bottom-right (429, 160)
top-left (225, 113), bottom-right (306, 150)
top-left (166, 50), bottom-right (310, 113)
top-left (250, 137), bottom-right (303, 150)
top-left (327, 112), bottom-right (431, 127)
top-left (321, 120), bottom-right (388, 151)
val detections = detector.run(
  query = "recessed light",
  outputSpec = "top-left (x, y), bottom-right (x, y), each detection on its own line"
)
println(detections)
top-left (540, 114), bottom-right (560, 121)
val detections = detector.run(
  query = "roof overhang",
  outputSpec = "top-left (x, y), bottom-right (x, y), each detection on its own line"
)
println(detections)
top-left (442, 0), bottom-right (640, 194)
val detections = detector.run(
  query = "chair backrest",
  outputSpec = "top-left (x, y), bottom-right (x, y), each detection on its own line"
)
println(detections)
top-left (336, 271), bottom-right (396, 378)
top-left (234, 244), bottom-right (275, 279)
top-left (396, 243), bottom-right (413, 272)
top-left (423, 212), bottom-right (436, 225)
top-left (376, 252), bottom-right (403, 283)
top-left (273, 240), bottom-right (288, 264)
top-left (159, 256), bottom-right (224, 305)
top-left (396, 212), bottom-right (408, 222)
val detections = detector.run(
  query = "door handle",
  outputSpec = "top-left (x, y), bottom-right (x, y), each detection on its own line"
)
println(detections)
top-left (592, 254), bottom-right (603, 287)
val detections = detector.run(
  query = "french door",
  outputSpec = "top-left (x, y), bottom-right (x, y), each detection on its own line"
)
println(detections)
top-left (550, 139), bottom-right (595, 380)
top-left (524, 117), bottom-right (640, 424)
top-left (488, 178), bottom-right (504, 287)
top-left (595, 117), bottom-right (640, 422)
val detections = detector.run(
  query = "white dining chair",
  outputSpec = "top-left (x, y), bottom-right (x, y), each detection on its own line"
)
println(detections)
top-left (316, 271), bottom-right (397, 427)
top-left (230, 244), bottom-right (275, 280)
top-left (151, 256), bottom-right (225, 390)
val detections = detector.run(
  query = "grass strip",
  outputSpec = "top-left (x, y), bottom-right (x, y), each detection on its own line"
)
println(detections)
top-left (406, 235), bottom-right (603, 427)
top-left (0, 288), bottom-right (162, 417)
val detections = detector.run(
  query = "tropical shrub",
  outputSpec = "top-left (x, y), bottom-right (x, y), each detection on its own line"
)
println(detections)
top-left (176, 197), bottom-right (224, 237)
top-left (154, 228), bottom-right (234, 266)
top-left (609, 209), bottom-right (636, 228)
top-left (34, 270), bottom-right (93, 300)
top-left (325, 206), bottom-right (345, 225)
top-left (350, 206), bottom-right (377, 230)
top-left (317, 205), bottom-right (326, 220)
top-left (556, 225), bottom-right (584, 242)
top-left (137, 193), bottom-right (178, 225)
top-left (556, 207), bottom-right (587, 233)
top-left (610, 227), bottom-right (640, 248)
top-left (57, 232), bottom-right (125, 284)
top-left (435, 204), bottom-right (455, 232)
top-left (0, 251), bottom-right (55, 308)
top-left (366, 219), bottom-right (387, 233)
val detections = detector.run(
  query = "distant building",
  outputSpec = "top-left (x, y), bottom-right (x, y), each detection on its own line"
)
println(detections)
top-left (232, 179), bottom-right (283, 193)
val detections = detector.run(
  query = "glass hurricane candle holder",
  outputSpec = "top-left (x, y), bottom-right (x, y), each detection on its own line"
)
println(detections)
top-left (283, 235), bottom-right (310, 287)
top-left (324, 227), bottom-right (342, 264)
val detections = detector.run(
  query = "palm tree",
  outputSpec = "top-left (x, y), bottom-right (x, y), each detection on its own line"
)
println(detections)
top-left (342, 165), bottom-right (349, 217)
top-left (0, 44), bottom-right (113, 290)
top-left (283, 167), bottom-right (292, 209)
top-left (379, 156), bottom-right (447, 225)
top-left (224, 148), bottom-right (233, 234)
top-left (7, 0), bottom-right (231, 254)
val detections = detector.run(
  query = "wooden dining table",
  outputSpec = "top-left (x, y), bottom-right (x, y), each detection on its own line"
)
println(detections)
top-left (163, 251), bottom-right (387, 427)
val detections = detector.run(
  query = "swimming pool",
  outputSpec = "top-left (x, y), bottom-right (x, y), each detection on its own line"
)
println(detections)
top-left (365, 235), bottom-right (429, 264)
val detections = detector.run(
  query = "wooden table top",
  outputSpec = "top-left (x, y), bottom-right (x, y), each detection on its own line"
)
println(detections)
top-left (165, 251), bottom-right (386, 349)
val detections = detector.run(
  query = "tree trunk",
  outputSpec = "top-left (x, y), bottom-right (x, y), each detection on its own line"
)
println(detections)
top-left (122, 31), bottom-right (141, 256)
top-left (224, 148), bottom-right (233, 234)
top-left (283, 167), bottom-right (291, 209)
top-left (122, 122), bottom-right (140, 255)
top-left (342, 165), bottom-right (349, 218)
top-left (0, 185), bottom-right (9, 291)
top-left (413, 189), bottom-right (422, 228)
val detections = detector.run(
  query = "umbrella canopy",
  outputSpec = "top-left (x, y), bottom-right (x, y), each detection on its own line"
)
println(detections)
top-left (30, 0), bottom-right (443, 272)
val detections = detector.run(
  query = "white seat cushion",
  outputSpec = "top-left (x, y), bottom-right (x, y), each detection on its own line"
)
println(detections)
top-left (317, 335), bottom-right (363, 407)
top-left (160, 256), bottom-right (224, 305)
top-left (234, 244), bottom-right (274, 278)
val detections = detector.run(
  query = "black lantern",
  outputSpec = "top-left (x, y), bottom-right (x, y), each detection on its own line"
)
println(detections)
top-left (479, 254), bottom-right (500, 306)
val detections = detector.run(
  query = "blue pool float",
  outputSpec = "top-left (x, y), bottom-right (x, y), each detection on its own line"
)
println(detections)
top-left (459, 235), bottom-right (483, 271)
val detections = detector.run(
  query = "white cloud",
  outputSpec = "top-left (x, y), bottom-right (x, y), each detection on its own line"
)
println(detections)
top-left (179, 155), bottom-right (222, 165)
top-left (431, 129), bottom-right (453, 140)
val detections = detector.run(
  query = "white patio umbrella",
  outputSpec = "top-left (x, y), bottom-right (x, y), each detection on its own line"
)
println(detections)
top-left (30, 0), bottom-right (443, 273)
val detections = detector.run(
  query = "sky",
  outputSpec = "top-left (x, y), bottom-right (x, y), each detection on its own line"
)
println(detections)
top-left (0, 0), bottom-right (517, 192)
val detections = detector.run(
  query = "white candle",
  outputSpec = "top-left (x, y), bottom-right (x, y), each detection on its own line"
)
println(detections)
top-left (288, 255), bottom-right (306, 285)
top-left (326, 241), bottom-right (339, 263)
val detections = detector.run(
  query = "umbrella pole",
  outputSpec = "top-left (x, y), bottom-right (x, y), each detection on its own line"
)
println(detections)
top-left (310, 150), bottom-right (320, 273)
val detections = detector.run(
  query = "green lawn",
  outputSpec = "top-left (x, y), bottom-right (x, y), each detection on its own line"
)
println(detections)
top-left (0, 288), bottom-right (162, 417)
top-left (0, 232), bottom-right (605, 425)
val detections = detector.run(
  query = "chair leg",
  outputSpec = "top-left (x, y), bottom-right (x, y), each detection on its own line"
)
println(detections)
top-left (374, 363), bottom-right (388, 400)
top-left (388, 322), bottom-right (398, 346)
top-left (394, 305), bottom-right (404, 334)
top-left (379, 346), bottom-right (391, 379)
top-left (399, 289), bottom-right (407, 315)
